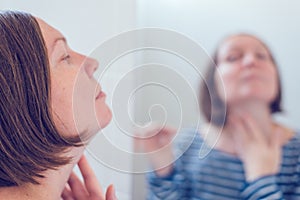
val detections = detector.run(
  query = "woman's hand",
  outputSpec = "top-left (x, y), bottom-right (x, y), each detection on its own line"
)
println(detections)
top-left (61, 155), bottom-right (117, 200)
top-left (230, 113), bottom-right (283, 182)
top-left (134, 125), bottom-right (177, 176)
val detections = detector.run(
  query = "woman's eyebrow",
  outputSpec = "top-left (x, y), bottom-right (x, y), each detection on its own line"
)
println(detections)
top-left (255, 46), bottom-right (268, 53)
top-left (227, 46), bottom-right (241, 52)
top-left (50, 37), bottom-right (67, 53)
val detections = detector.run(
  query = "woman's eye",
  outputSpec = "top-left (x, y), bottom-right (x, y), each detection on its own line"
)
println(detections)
top-left (256, 53), bottom-right (268, 60)
top-left (61, 54), bottom-right (71, 63)
top-left (226, 54), bottom-right (241, 62)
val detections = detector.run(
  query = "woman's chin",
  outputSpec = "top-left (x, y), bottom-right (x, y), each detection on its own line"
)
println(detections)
top-left (96, 108), bottom-right (112, 131)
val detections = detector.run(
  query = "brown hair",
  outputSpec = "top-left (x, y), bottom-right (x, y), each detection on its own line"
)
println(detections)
top-left (0, 11), bottom-right (83, 187)
top-left (200, 34), bottom-right (282, 127)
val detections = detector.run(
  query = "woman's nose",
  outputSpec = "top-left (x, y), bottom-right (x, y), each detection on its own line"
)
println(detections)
top-left (83, 57), bottom-right (99, 78)
top-left (242, 54), bottom-right (257, 68)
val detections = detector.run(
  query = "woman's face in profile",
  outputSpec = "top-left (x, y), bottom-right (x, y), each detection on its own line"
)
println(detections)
top-left (214, 35), bottom-right (279, 108)
top-left (36, 18), bottom-right (112, 138)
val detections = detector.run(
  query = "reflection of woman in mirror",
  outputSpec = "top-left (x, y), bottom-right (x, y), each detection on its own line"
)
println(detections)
top-left (139, 33), bottom-right (300, 199)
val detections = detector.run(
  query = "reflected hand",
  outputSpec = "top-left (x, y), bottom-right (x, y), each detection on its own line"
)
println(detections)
top-left (230, 113), bottom-right (282, 182)
top-left (134, 125), bottom-right (177, 176)
top-left (61, 155), bottom-right (117, 200)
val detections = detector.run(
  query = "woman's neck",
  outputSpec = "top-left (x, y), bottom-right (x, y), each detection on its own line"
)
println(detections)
top-left (228, 100), bottom-right (273, 135)
top-left (0, 147), bottom-right (84, 200)
top-left (203, 100), bottom-right (273, 155)
top-left (202, 100), bottom-right (294, 155)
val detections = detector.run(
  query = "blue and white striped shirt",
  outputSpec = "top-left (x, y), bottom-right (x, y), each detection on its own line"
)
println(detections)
top-left (147, 129), bottom-right (300, 199)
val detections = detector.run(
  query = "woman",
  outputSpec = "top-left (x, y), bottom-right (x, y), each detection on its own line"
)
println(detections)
top-left (0, 11), bottom-right (116, 199)
top-left (139, 33), bottom-right (300, 199)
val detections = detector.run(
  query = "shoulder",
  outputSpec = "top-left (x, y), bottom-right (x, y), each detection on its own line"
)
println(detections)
top-left (281, 130), bottom-right (300, 162)
top-left (283, 130), bottom-right (300, 149)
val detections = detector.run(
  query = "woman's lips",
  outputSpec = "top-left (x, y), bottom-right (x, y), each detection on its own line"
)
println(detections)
top-left (96, 91), bottom-right (106, 99)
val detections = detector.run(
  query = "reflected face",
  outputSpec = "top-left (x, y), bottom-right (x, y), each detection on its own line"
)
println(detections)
top-left (215, 35), bottom-right (279, 107)
top-left (37, 18), bottom-right (112, 138)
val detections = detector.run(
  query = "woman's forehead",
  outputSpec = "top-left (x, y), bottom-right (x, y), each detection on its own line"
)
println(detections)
top-left (219, 35), bottom-right (268, 53)
top-left (35, 17), bottom-right (65, 52)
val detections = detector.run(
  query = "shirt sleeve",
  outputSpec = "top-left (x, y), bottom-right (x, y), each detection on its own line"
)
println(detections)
top-left (241, 175), bottom-right (284, 200)
top-left (146, 158), bottom-right (190, 200)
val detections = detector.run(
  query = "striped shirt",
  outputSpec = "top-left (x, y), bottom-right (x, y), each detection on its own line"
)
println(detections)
top-left (147, 129), bottom-right (300, 200)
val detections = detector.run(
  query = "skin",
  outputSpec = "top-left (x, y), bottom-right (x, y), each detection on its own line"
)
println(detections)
top-left (0, 18), bottom-right (115, 200)
top-left (61, 155), bottom-right (117, 200)
top-left (135, 126), bottom-right (177, 176)
top-left (137, 35), bottom-right (294, 182)
top-left (215, 35), bottom-right (278, 106)
top-left (38, 18), bottom-right (112, 138)
top-left (37, 18), bottom-right (115, 199)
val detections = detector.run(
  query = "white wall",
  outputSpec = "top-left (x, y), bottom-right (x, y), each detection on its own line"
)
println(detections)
top-left (0, 1), bottom-right (137, 199)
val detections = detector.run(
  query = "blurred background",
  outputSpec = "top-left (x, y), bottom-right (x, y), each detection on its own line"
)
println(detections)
top-left (1, 0), bottom-right (300, 199)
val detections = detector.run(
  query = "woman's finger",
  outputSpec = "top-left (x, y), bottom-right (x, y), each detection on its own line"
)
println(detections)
top-left (134, 126), bottom-right (176, 152)
top-left (77, 155), bottom-right (104, 198)
top-left (271, 126), bottom-right (283, 148)
top-left (61, 184), bottom-right (74, 200)
top-left (106, 184), bottom-right (118, 200)
top-left (67, 172), bottom-right (89, 199)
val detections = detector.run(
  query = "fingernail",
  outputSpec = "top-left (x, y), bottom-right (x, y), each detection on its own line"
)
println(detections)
top-left (110, 185), bottom-right (117, 200)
